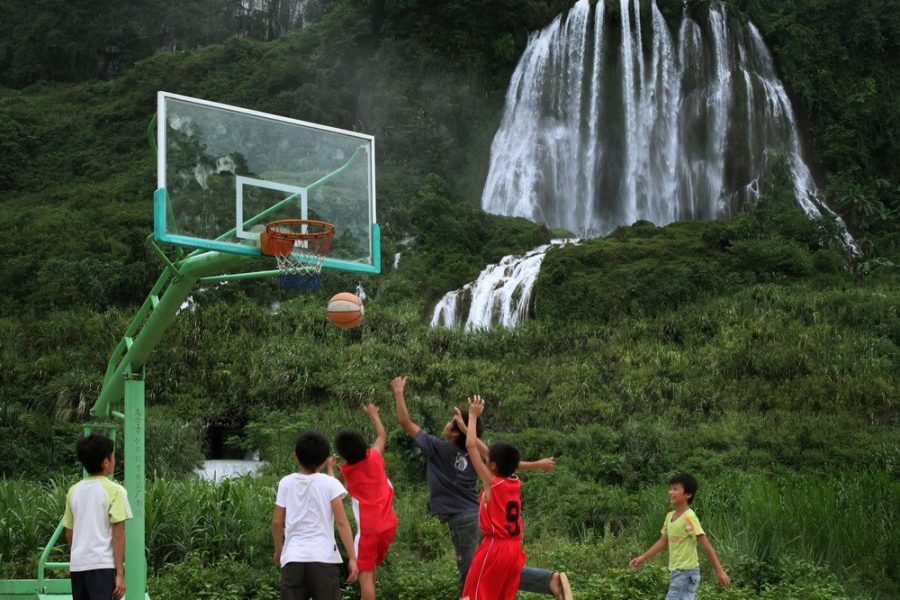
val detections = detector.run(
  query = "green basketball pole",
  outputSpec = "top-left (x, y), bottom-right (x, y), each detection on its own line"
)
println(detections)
top-left (123, 380), bottom-right (146, 600)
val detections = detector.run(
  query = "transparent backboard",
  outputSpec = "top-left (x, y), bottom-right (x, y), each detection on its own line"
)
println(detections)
top-left (155, 92), bottom-right (379, 274)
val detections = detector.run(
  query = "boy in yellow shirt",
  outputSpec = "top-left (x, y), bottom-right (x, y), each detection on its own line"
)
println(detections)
top-left (629, 474), bottom-right (730, 600)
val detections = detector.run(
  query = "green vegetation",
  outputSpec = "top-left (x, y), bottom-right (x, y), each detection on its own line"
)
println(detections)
top-left (1, 0), bottom-right (898, 598)
top-left (3, 471), bottom-right (895, 598)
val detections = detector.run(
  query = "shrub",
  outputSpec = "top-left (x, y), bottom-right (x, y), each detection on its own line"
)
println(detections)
top-left (149, 554), bottom-right (279, 600)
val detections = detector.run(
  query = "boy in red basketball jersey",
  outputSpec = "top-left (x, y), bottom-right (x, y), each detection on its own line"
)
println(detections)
top-left (460, 396), bottom-right (527, 600)
top-left (334, 404), bottom-right (399, 600)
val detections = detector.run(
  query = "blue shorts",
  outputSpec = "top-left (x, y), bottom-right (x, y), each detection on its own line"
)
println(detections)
top-left (666, 568), bottom-right (700, 600)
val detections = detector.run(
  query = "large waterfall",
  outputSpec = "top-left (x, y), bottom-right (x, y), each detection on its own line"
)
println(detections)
top-left (482, 0), bottom-right (831, 234)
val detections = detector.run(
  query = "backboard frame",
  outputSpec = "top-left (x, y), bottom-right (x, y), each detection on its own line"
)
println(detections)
top-left (154, 91), bottom-right (380, 274)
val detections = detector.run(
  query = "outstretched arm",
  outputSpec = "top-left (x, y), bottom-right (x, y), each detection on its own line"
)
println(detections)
top-left (698, 535), bottom-right (731, 587)
top-left (629, 535), bottom-right (667, 571)
top-left (365, 403), bottom-right (387, 454)
top-left (392, 377), bottom-right (421, 439)
top-left (466, 397), bottom-right (494, 496)
top-left (453, 403), bottom-right (555, 473)
top-left (518, 457), bottom-right (556, 472)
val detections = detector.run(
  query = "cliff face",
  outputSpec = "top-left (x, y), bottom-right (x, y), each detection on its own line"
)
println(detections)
top-left (0, 0), bottom-right (335, 84)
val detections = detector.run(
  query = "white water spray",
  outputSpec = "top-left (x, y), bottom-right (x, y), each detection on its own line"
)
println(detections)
top-left (481, 1), bottom-right (842, 234)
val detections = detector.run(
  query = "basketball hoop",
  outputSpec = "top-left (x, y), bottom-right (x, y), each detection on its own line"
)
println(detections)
top-left (261, 219), bottom-right (335, 291)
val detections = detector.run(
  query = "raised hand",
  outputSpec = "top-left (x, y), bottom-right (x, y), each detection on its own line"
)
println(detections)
top-left (364, 403), bottom-right (380, 418)
top-left (452, 407), bottom-right (469, 434)
top-left (390, 376), bottom-right (407, 393)
top-left (467, 395), bottom-right (485, 418)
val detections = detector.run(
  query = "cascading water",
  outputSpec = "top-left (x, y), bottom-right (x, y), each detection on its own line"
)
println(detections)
top-left (437, 0), bottom-right (852, 331)
top-left (481, 0), bottom-right (841, 235)
top-left (431, 241), bottom-right (572, 330)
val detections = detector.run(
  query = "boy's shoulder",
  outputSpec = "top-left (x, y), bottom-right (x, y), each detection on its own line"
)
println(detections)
top-left (279, 472), bottom-right (339, 485)
top-left (492, 474), bottom-right (521, 487)
top-left (68, 476), bottom-right (125, 495)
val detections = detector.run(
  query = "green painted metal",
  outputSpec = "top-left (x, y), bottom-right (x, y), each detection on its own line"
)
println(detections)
top-left (27, 595), bottom-right (153, 600)
top-left (35, 523), bottom-right (65, 590)
top-left (0, 579), bottom-right (69, 598)
top-left (123, 380), bottom-right (147, 600)
top-left (93, 250), bottom-right (244, 417)
top-left (197, 222), bottom-right (382, 283)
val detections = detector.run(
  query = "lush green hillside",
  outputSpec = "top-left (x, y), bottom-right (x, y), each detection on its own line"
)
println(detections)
top-left (1, 0), bottom-right (899, 598)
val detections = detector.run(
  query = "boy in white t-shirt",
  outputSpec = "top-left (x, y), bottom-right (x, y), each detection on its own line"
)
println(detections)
top-left (63, 433), bottom-right (133, 600)
top-left (272, 430), bottom-right (359, 600)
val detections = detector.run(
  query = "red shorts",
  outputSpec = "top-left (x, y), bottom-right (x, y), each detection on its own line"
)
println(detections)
top-left (461, 538), bottom-right (526, 600)
top-left (355, 525), bottom-right (397, 571)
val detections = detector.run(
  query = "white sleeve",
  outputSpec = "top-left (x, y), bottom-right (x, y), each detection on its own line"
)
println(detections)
top-left (330, 477), bottom-right (347, 501)
top-left (275, 478), bottom-right (288, 508)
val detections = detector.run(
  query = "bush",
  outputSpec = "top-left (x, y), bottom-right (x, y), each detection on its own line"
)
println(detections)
top-left (145, 409), bottom-right (206, 479)
top-left (727, 238), bottom-right (813, 280)
top-left (150, 554), bottom-right (279, 600)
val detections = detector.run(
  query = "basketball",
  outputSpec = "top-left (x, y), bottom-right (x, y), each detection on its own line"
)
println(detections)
top-left (327, 292), bottom-right (365, 329)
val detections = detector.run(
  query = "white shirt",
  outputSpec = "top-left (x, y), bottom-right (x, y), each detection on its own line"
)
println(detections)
top-left (63, 476), bottom-right (133, 572)
top-left (275, 472), bottom-right (347, 566)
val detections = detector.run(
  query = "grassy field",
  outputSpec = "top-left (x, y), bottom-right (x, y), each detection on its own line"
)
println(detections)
top-left (2, 469), bottom-right (896, 599)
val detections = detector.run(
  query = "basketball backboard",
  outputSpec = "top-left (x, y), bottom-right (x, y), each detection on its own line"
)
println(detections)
top-left (155, 91), bottom-right (379, 274)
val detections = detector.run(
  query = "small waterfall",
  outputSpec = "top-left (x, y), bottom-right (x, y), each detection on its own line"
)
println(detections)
top-left (482, 0), bottom-right (845, 235)
top-left (431, 241), bottom-right (572, 330)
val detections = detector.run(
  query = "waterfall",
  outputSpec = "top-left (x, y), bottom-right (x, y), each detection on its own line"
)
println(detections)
top-left (482, 0), bottom-right (844, 235)
top-left (431, 241), bottom-right (573, 330)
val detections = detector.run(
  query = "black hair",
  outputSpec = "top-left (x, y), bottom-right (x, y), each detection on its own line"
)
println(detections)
top-left (294, 430), bottom-right (330, 471)
top-left (451, 410), bottom-right (484, 451)
top-left (76, 433), bottom-right (114, 475)
top-left (334, 429), bottom-right (368, 465)
top-left (488, 441), bottom-right (520, 477)
top-left (669, 473), bottom-right (699, 504)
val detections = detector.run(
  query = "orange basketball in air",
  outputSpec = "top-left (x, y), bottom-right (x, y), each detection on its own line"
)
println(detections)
top-left (327, 293), bottom-right (365, 329)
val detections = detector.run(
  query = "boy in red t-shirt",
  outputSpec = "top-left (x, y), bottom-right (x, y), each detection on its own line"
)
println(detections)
top-left (460, 396), bottom-right (527, 600)
top-left (335, 404), bottom-right (399, 600)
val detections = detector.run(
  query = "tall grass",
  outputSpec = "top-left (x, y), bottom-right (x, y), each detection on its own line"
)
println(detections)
top-left (145, 476), bottom-right (274, 570)
top-left (0, 476), bottom-right (274, 575)
top-left (0, 478), bottom-right (69, 576)
top-left (4, 470), bottom-right (896, 597)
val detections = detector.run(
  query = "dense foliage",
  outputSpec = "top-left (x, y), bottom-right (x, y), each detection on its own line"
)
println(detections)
top-left (1, 0), bottom-right (899, 598)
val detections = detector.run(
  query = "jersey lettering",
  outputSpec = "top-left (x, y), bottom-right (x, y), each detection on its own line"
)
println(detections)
top-left (504, 500), bottom-right (521, 536)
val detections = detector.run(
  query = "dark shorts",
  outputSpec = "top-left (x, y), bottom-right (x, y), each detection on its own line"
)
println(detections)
top-left (71, 569), bottom-right (115, 600)
top-left (281, 562), bottom-right (341, 600)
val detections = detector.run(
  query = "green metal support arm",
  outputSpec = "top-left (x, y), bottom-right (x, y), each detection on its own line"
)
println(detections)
top-left (93, 249), bottom-right (244, 418)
